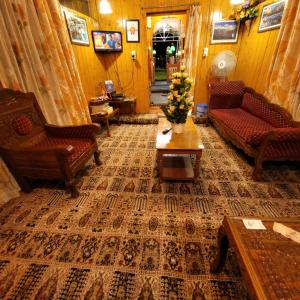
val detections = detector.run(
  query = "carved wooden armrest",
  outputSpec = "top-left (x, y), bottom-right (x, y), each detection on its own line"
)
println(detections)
top-left (44, 123), bottom-right (100, 140)
top-left (3, 145), bottom-right (75, 157)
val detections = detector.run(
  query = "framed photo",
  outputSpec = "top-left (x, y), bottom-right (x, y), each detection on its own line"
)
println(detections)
top-left (258, 0), bottom-right (286, 32)
top-left (126, 19), bottom-right (140, 43)
top-left (64, 11), bottom-right (89, 46)
top-left (211, 20), bottom-right (239, 44)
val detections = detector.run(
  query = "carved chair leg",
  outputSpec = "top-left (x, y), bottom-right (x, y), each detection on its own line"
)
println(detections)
top-left (117, 109), bottom-right (120, 126)
top-left (17, 176), bottom-right (32, 193)
top-left (253, 158), bottom-right (263, 181)
top-left (65, 178), bottom-right (79, 198)
top-left (105, 118), bottom-right (111, 137)
top-left (94, 150), bottom-right (101, 166)
top-left (210, 226), bottom-right (229, 273)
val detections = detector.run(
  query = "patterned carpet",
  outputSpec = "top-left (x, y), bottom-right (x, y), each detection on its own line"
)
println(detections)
top-left (1, 123), bottom-right (300, 299)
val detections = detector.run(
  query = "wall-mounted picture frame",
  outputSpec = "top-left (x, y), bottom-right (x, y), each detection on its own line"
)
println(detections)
top-left (211, 20), bottom-right (239, 44)
top-left (258, 0), bottom-right (286, 32)
top-left (126, 19), bottom-right (140, 43)
top-left (64, 11), bottom-right (89, 46)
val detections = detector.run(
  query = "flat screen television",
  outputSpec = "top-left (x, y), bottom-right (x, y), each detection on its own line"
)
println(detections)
top-left (92, 31), bottom-right (122, 52)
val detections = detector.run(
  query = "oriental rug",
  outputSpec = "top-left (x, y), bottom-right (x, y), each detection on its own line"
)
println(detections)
top-left (0, 124), bottom-right (299, 299)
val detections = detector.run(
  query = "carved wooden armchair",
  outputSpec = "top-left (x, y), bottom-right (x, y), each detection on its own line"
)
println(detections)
top-left (0, 89), bottom-right (101, 197)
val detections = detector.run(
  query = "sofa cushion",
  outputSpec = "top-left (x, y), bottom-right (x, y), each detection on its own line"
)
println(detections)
top-left (210, 108), bottom-right (274, 146)
top-left (32, 137), bottom-right (93, 163)
top-left (241, 92), bottom-right (290, 128)
top-left (209, 81), bottom-right (244, 109)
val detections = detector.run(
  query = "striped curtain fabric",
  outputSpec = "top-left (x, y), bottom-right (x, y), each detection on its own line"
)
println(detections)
top-left (183, 5), bottom-right (202, 98)
top-left (265, 0), bottom-right (300, 121)
top-left (0, 0), bottom-right (91, 203)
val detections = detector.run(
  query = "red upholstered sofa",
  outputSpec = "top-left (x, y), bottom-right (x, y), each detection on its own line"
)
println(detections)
top-left (208, 81), bottom-right (300, 179)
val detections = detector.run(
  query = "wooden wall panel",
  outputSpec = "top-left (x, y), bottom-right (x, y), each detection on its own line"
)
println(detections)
top-left (234, 0), bottom-right (279, 95)
top-left (194, 0), bottom-right (240, 105)
top-left (66, 0), bottom-right (280, 112)
top-left (62, 7), bottom-right (106, 101)
top-left (88, 0), bottom-right (150, 113)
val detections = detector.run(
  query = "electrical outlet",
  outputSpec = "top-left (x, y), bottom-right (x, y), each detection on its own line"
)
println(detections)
top-left (131, 50), bottom-right (137, 60)
top-left (203, 47), bottom-right (209, 57)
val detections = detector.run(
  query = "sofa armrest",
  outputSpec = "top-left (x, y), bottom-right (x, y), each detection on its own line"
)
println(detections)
top-left (1, 144), bottom-right (74, 157)
top-left (45, 124), bottom-right (100, 140)
top-left (268, 128), bottom-right (300, 142)
top-left (209, 81), bottom-right (245, 109)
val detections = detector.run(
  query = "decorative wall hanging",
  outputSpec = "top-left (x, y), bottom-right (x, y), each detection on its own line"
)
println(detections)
top-left (235, 0), bottom-right (259, 34)
top-left (211, 20), bottom-right (239, 44)
top-left (64, 11), bottom-right (89, 45)
top-left (258, 0), bottom-right (286, 32)
top-left (126, 19), bottom-right (140, 43)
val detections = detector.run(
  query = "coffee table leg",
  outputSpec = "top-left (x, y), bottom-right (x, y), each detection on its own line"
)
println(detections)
top-left (210, 226), bottom-right (229, 273)
top-left (194, 152), bottom-right (201, 178)
top-left (157, 150), bottom-right (163, 179)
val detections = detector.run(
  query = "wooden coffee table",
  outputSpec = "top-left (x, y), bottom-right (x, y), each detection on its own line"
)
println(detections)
top-left (156, 117), bottom-right (204, 180)
top-left (211, 216), bottom-right (300, 300)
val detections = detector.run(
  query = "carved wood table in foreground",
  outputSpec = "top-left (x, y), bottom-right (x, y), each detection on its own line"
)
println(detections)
top-left (211, 216), bottom-right (300, 300)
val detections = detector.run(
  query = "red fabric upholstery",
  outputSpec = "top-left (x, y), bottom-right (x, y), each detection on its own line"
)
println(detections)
top-left (208, 81), bottom-right (300, 178)
top-left (210, 108), bottom-right (274, 146)
top-left (271, 128), bottom-right (300, 142)
top-left (32, 137), bottom-right (93, 163)
top-left (209, 81), bottom-right (245, 109)
top-left (261, 141), bottom-right (300, 160)
top-left (242, 93), bottom-right (290, 128)
top-left (210, 81), bottom-right (244, 95)
top-left (12, 115), bottom-right (33, 135)
top-left (45, 124), bottom-right (99, 140)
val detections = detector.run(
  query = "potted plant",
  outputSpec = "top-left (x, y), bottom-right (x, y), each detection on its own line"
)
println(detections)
top-left (161, 66), bottom-right (194, 134)
top-left (235, 0), bottom-right (259, 34)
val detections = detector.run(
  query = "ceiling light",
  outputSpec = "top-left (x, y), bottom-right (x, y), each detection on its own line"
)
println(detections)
top-left (230, 0), bottom-right (244, 4)
top-left (99, 0), bottom-right (112, 14)
top-left (213, 11), bottom-right (223, 21)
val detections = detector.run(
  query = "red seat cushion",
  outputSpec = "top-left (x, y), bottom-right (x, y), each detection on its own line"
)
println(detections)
top-left (12, 115), bottom-right (33, 135)
top-left (241, 92), bottom-right (290, 128)
top-left (210, 108), bottom-right (274, 146)
top-left (32, 137), bottom-right (93, 163)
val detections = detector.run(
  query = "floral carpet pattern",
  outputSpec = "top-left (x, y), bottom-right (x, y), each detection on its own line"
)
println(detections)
top-left (0, 124), bottom-right (300, 299)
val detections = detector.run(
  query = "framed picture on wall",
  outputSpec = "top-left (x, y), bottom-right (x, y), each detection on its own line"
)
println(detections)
top-left (64, 11), bottom-right (89, 46)
top-left (258, 0), bottom-right (286, 32)
top-left (126, 19), bottom-right (140, 43)
top-left (211, 20), bottom-right (239, 44)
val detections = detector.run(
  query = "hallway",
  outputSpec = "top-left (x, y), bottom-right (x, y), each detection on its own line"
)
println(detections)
top-left (150, 80), bottom-right (169, 105)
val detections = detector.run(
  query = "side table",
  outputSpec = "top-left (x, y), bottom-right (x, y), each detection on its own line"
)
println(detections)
top-left (89, 99), bottom-right (120, 137)
top-left (109, 97), bottom-right (136, 115)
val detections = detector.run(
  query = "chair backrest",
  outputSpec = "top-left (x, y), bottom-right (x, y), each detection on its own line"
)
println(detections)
top-left (0, 89), bottom-right (46, 148)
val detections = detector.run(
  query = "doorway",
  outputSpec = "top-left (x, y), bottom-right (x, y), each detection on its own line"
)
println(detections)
top-left (147, 13), bottom-right (187, 106)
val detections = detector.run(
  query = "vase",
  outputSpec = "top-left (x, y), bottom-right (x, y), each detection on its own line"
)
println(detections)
top-left (172, 123), bottom-right (184, 134)
top-left (245, 19), bottom-right (252, 35)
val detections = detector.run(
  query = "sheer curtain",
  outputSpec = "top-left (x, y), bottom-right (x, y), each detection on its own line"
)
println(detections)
top-left (0, 0), bottom-right (91, 203)
top-left (184, 5), bottom-right (202, 98)
top-left (265, 0), bottom-right (300, 121)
